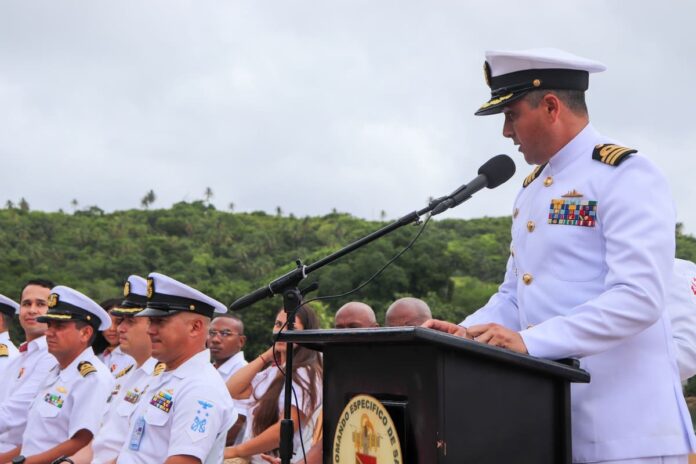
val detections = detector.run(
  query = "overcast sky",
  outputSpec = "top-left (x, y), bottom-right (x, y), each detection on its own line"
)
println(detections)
top-left (2, 1), bottom-right (695, 234)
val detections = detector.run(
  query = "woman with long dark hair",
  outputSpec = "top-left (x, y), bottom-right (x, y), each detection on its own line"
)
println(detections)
top-left (224, 305), bottom-right (323, 463)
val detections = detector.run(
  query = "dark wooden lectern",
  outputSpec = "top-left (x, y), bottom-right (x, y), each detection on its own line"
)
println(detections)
top-left (279, 327), bottom-right (589, 464)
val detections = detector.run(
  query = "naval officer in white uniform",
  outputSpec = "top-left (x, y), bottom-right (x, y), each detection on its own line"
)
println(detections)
top-left (424, 48), bottom-right (696, 463)
top-left (0, 294), bottom-right (20, 378)
top-left (116, 272), bottom-right (237, 464)
top-left (0, 285), bottom-right (114, 464)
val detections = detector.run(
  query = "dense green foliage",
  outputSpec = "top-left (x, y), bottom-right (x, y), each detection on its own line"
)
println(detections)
top-left (2, 203), bottom-right (696, 366)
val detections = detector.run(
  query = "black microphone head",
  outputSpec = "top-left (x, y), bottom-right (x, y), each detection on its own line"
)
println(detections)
top-left (478, 154), bottom-right (516, 189)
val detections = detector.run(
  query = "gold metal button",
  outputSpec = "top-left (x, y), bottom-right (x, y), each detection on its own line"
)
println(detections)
top-left (513, 208), bottom-right (519, 219)
top-left (544, 176), bottom-right (553, 187)
top-left (527, 221), bottom-right (535, 232)
top-left (533, 79), bottom-right (541, 87)
top-left (522, 273), bottom-right (533, 285)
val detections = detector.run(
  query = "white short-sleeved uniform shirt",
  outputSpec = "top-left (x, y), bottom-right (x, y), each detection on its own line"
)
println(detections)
top-left (240, 365), bottom-right (321, 464)
top-left (0, 336), bottom-right (57, 452)
top-left (0, 332), bottom-right (19, 380)
top-left (20, 347), bottom-right (114, 456)
top-left (116, 349), bottom-right (237, 464)
top-left (91, 357), bottom-right (163, 464)
top-left (216, 351), bottom-right (247, 382)
top-left (99, 346), bottom-right (136, 377)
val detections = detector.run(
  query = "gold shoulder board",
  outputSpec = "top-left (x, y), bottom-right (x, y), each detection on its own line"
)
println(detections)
top-left (523, 163), bottom-right (548, 188)
top-left (0, 344), bottom-right (7, 357)
top-left (78, 361), bottom-right (97, 377)
top-left (593, 144), bottom-right (636, 166)
top-left (153, 362), bottom-right (166, 376)
top-left (115, 364), bottom-right (134, 379)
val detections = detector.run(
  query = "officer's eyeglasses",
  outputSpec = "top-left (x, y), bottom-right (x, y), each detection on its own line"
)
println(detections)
top-left (208, 330), bottom-right (242, 338)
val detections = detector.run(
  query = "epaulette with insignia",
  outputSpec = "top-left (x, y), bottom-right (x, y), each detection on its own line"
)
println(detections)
top-left (153, 362), bottom-right (166, 376)
top-left (593, 144), bottom-right (636, 167)
top-left (78, 361), bottom-right (97, 377)
top-left (115, 364), bottom-right (134, 379)
top-left (523, 163), bottom-right (548, 188)
top-left (0, 344), bottom-right (7, 357)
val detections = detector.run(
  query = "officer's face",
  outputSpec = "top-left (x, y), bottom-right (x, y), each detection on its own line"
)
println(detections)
top-left (147, 312), bottom-right (204, 366)
top-left (118, 316), bottom-right (150, 356)
top-left (502, 97), bottom-right (552, 165)
top-left (102, 312), bottom-right (121, 347)
top-left (19, 285), bottom-right (50, 341)
top-left (208, 317), bottom-right (245, 363)
top-left (45, 320), bottom-right (92, 365)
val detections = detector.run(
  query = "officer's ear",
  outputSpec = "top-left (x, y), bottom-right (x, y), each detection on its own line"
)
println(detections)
top-left (541, 93), bottom-right (561, 122)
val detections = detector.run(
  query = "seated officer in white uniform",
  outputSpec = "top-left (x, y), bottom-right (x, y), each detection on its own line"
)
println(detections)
top-left (0, 285), bottom-right (114, 464)
top-left (424, 48), bottom-right (695, 463)
top-left (97, 298), bottom-right (135, 377)
top-left (0, 280), bottom-right (57, 455)
top-left (69, 275), bottom-right (165, 464)
top-left (0, 294), bottom-right (20, 378)
top-left (667, 258), bottom-right (696, 381)
top-left (116, 272), bottom-right (237, 464)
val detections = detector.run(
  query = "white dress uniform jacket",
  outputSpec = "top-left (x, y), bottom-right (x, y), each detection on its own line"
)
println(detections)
top-left (20, 347), bottom-right (114, 456)
top-left (0, 332), bottom-right (19, 381)
top-left (0, 336), bottom-right (57, 452)
top-left (463, 124), bottom-right (696, 462)
top-left (99, 345), bottom-right (136, 376)
top-left (668, 258), bottom-right (696, 381)
top-left (91, 357), bottom-right (162, 464)
top-left (117, 349), bottom-right (237, 464)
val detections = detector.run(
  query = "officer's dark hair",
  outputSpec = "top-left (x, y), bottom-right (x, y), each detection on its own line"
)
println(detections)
top-left (524, 89), bottom-right (588, 116)
top-left (100, 298), bottom-right (122, 312)
top-left (212, 313), bottom-right (245, 335)
top-left (19, 279), bottom-right (55, 301)
top-left (74, 320), bottom-right (98, 346)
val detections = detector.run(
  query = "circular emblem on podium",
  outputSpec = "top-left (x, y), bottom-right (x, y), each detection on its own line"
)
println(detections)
top-left (332, 394), bottom-right (402, 464)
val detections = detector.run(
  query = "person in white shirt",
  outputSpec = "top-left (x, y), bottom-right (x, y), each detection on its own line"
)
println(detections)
top-left (68, 275), bottom-right (163, 464)
top-left (0, 280), bottom-right (58, 455)
top-left (224, 306), bottom-right (323, 463)
top-left (97, 298), bottom-right (135, 377)
top-left (0, 294), bottom-right (20, 378)
top-left (116, 272), bottom-right (238, 464)
top-left (209, 315), bottom-right (247, 381)
top-left (0, 285), bottom-right (114, 464)
top-left (667, 258), bottom-right (696, 381)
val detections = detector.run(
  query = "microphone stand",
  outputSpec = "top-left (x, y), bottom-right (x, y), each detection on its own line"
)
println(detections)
top-left (235, 197), bottom-right (457, 464)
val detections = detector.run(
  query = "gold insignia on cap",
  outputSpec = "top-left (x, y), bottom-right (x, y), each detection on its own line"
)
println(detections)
top-left (123, 281), bottom-right (131, 297)
top-left (533, 79), bottom-right (541, 87)
top-left (0, 344), bottom-right (8, 357)
top-left (47, 293), bottom-right (59, 308)
top-left (592, 144), bottom-right (637, 167)
top-left (147, 278), bottom-right (154, 298)
top-left (479, 92), bottom-right (514, 110)
top-left (543, 176), bottom-right (553, 187)
top-left (153, 362), bottom-right (166, 376)
top-left (78, 361), bottom-right (97, 377)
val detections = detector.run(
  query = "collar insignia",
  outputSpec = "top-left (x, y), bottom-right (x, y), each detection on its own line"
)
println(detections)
top-left (561, 189), bottom-right (584, 198)
top-left (115, 364), bottom-right (134, 379)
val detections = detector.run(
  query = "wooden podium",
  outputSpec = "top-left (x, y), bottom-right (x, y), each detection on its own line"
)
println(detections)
top-left (279, 327), bottom-right (589, 464)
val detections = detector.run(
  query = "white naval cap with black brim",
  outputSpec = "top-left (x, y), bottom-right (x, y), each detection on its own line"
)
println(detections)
top-left (111, 275), bottom-right (148, 317)
top-left (137, 272), bottom-right (227, 319)
top-left (0, 294), bottom-right (19, 317)
top-left (475, 48), bottom-right (607, 116)
top-left (37, 286), bottom-right (111, 331)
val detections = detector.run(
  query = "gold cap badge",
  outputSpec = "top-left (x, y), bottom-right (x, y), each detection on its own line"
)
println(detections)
top-left (47, 293), bottom-right (59, 308)
top-left (147, 278), bottom-right (154, 299)
top-left (123, 281), bottom-right (131, 297)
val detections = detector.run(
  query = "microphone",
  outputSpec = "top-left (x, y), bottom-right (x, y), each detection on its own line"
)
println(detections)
top-left (431, 154), bottom-right (516, 215)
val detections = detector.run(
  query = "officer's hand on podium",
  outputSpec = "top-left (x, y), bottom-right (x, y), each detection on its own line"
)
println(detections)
top-left (467, 323), bottom-right (528, 354)
top-left (421, 319), bottom-right (471, 338)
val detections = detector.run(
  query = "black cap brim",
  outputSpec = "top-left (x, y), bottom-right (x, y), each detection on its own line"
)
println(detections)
top-left (475, 92), bottom-right (527, 116)
top-left (135, 307), bottom-right (178, 318)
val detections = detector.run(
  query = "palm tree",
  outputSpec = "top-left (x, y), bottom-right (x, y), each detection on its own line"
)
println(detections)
top-left (141, 190), bottom-right (156, 209)
top-left (18, 198), bottom-right (30, 211)
top-left (204, 187), bottom-right (214, 206)
top-left (70, 199), bottom-right (79, 212)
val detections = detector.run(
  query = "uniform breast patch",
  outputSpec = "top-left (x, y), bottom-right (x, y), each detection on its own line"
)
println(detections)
top-left (548, 199), bottom-right (597, 227)
top-left (150, 389), bottom-right (174, 413)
